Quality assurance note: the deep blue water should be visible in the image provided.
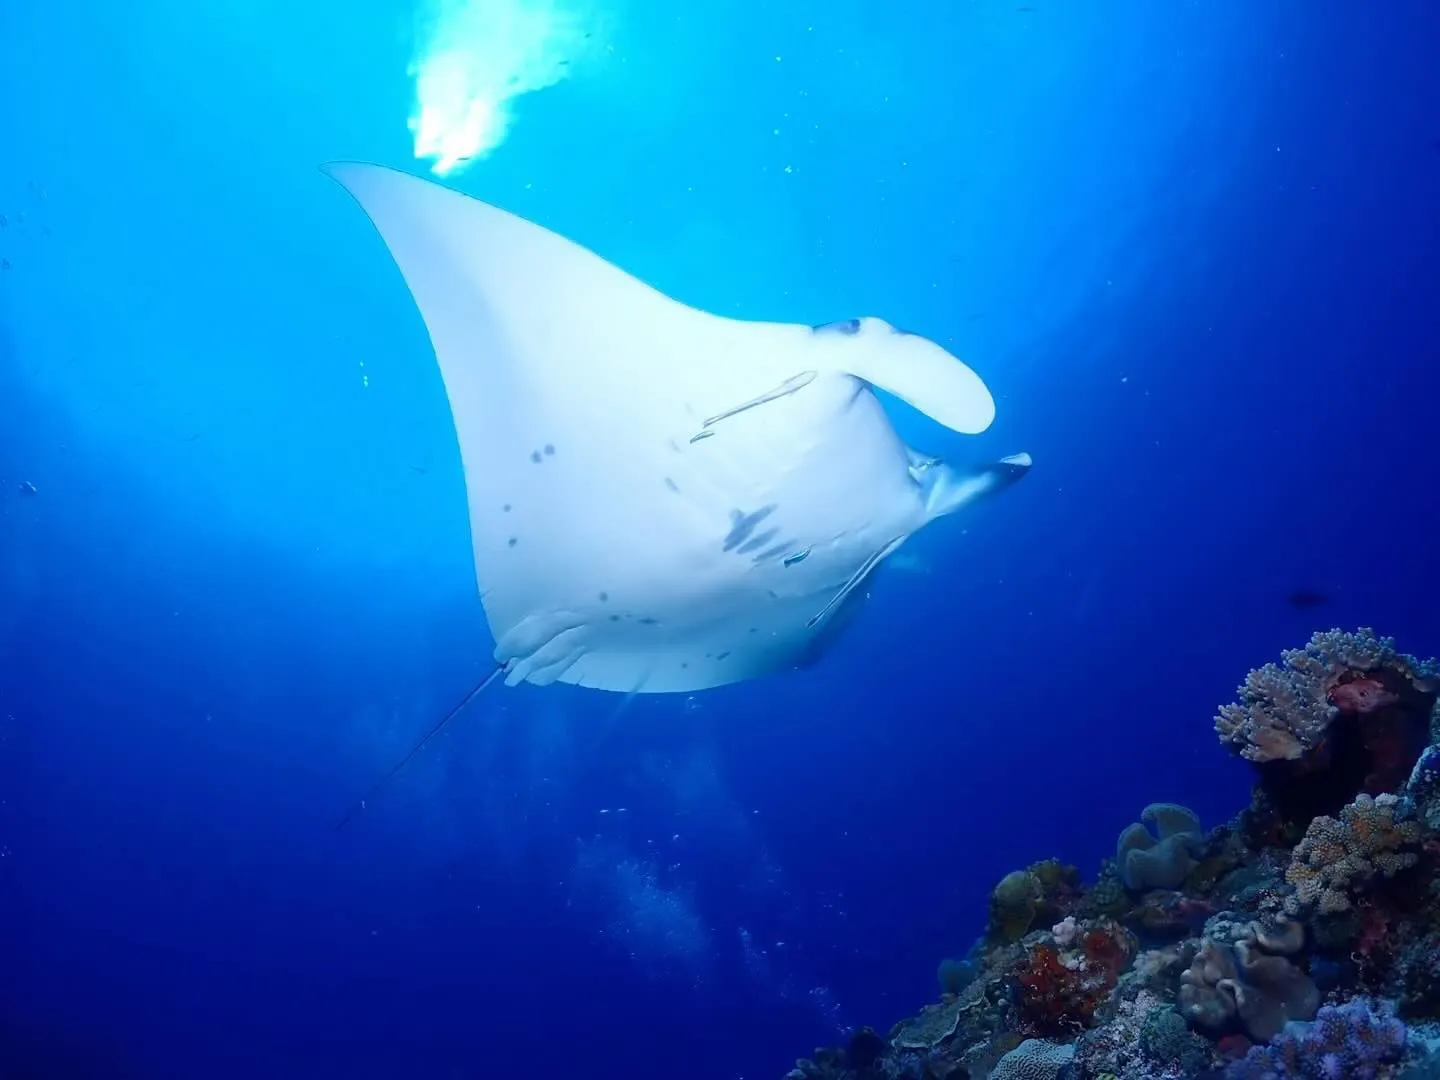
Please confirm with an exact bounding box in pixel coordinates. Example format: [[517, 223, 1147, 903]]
[[2, 3, 1438, 1077]]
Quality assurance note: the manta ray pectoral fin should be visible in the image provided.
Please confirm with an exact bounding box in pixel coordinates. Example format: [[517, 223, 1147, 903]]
[[919, 451, 1033, 520]]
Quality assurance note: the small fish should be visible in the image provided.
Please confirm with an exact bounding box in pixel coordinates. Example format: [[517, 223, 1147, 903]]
[[18, 481, 37, 495], [1286, 588, 1329, 610]]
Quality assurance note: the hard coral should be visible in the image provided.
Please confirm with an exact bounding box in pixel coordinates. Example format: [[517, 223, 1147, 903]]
[[1215, 629, 1437, 823], [986, 861, 1082, 945], [890, 995, 967, 1050], [1140, 1005, 1215, 1074], [1284, 793, 1424, 916], [988, 1038, 1074, 1080], [990, 870, 1044, 945]]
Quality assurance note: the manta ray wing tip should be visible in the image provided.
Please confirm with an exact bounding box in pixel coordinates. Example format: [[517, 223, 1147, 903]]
[[318, 160, 403, 191]]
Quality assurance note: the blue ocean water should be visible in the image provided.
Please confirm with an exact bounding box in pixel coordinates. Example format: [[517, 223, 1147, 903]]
[[1, 2, 1437, 1077]]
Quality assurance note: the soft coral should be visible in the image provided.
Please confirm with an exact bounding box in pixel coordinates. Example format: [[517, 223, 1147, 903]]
[[1013, 922, 1131, 1034]]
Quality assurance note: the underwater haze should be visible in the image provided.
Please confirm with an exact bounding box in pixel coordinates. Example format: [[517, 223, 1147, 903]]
[[2, 2, 1439, 1078]]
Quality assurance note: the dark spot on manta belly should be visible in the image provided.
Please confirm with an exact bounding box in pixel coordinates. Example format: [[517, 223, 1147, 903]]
[[716, 651, 730, 661], [609, 614, 620, 622], [508, 537, 518, 547], [664, 477, 679, 493], [544, 444, 555, 455], [530, 450, 542, 463], [639, 617, 658, 625], [598, 591, 609, 602], [723, 504, 777, 552], [503, 503, 512, 512]]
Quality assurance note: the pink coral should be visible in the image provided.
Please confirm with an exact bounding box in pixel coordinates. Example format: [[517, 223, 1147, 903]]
[[1328, 676, 1399, 714]]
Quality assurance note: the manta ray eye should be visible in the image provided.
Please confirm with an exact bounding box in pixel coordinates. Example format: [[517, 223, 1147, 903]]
[[813, 318, 862, 336]]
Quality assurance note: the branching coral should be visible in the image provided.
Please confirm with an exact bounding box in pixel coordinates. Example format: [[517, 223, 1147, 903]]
[[1224, 997, 1407, 1080], [1215, 628, 1438, 821], [1284, 793, 1425, 916], [1217, 629, 1433, 762]]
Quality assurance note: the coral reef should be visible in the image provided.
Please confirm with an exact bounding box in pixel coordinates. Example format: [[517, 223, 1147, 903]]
[[1224, 997, 1407, 1079], [780, 630, 1440, 1080], [1215, 629, 1437, 825]]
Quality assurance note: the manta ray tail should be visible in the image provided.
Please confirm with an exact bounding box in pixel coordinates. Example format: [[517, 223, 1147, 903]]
[[333, 662, 507, 831]]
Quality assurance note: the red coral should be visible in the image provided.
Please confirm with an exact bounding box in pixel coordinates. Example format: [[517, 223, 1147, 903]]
[[1013, 924, 1131, 1034], [1082, 928, 1127, 974], [1216, 1034, 1253, 1060], [1356, 902, 1392, 967], [1014, 944, 1078, 1033]]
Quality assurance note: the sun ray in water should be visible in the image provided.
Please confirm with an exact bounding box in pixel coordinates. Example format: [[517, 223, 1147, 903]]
[[408, 0, 596, 174]]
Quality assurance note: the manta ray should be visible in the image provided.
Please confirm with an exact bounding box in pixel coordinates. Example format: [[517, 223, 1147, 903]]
[[325, 162, 1030, 820]]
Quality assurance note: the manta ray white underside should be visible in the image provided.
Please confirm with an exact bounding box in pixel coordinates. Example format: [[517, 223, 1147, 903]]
[[326, 162, 1030, 695]]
